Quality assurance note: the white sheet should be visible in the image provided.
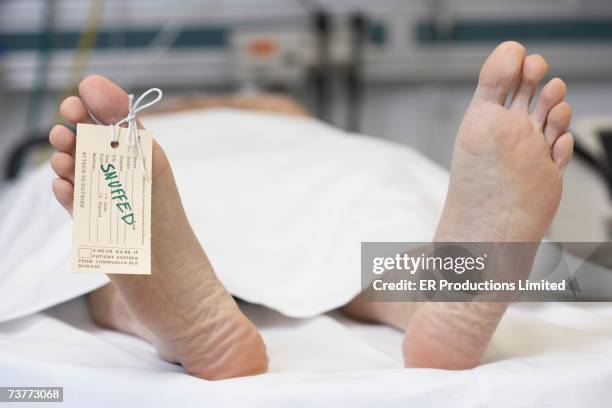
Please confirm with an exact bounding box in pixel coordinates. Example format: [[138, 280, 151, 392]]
[[2, 108, 612, 406], [0, 109, 448, 322], [1, 298, 612, 407]]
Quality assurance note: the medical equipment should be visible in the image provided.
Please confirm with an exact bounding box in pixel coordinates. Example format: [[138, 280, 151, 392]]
[[2, 0, 612, 91]]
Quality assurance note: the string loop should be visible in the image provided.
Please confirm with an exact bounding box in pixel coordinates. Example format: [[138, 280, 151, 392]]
[[110, 88, 162, 179]]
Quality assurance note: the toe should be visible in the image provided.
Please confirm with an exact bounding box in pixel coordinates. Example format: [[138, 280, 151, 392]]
[[552, 132, 574, 171], [510, 54, 548, 111], [50, 152, 75, 183], [52, 178, 74, 214], [474, 41, 525, 105], [544, 102, 572, 146], [60, 96, 94, 125], [49, 125, 76, 155], [79, 75, 130, 125], [531, 78, 567, 130]]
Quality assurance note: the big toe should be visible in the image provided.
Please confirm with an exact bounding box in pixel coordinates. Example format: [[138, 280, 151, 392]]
[[474, 41, 526, 105], [77, 75, 167, 174], [78, 75, 130, 125]]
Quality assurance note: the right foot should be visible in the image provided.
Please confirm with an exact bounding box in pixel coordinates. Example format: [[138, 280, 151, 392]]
[[49, 75, 268, 380], [403, 42, 574, 369]]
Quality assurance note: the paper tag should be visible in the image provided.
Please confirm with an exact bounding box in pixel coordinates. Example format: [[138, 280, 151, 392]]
[[72, 123, 152, 275]]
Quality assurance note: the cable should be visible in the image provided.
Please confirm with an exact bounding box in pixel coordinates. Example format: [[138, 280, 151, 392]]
[[6, 136, 50, 180], [24, 0, 56, 139], [346, 12, 366, 132], [297, 0, 333, 120], [572, 132, 612, 198], [7, 0, 103, 180], [310, 9, 332, 122], [55, 0, 104, 120], [123, 18, 184, 86], [12, 0, 57, 180]]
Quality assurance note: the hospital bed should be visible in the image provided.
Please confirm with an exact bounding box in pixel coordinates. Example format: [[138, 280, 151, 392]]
[[2, 107, 612, 407]]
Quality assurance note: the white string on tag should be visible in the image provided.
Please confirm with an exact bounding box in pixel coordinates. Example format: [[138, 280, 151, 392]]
[[85, 88, 163, 179]]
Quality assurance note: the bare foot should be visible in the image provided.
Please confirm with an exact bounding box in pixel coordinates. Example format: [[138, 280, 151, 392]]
[[49, 75, 268, 380], [402, 42, 574, 369]]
